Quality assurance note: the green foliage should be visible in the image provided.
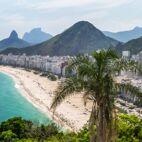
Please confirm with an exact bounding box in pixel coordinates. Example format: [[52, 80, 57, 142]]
[[47, 74, 57, 81], [116, 114, 142, 142], [0, 117, 32, 139], [115, 37, 142, 55], [24, 69, 31, 72], [40, 71, 57, 81], [0, 130, 17, 142], [33, 71, 40, 75], [0, 117, 59, 141], [40, 72, 49, 77], [0, 115, 141, 141], [14, 139, 38, 142], [77, 127, 89, 142], [51, 49, 142, 142], [47, 128, 89, 142], [31, 123, 58, 140]]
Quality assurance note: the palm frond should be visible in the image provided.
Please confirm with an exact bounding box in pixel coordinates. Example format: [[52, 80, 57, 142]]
[[82, 90, 96, 106], [116, 82, 142, 104], [109, 59, 140, 76], [50, 77, 84, 110], [119, 83, 141, 95], [77, 62, 97, 79], [50, 49, 140, 141], [92, 49, 118, 62], [105, 49, 118, 60], [65, 55, 90, 74]]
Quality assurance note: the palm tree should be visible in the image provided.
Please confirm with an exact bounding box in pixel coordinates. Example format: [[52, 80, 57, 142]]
[[50, 49, 142, 142]]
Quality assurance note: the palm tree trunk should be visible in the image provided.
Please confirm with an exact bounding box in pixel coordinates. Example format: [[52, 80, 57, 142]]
[[96, 105, 107, 142], [89, 104, 97, 142], [89, 103, 108, 142], [97, 104, 115, 142]]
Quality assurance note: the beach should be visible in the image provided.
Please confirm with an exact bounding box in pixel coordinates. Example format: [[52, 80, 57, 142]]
[[0, 66, 91, 131], [0, 66, 141, 132]]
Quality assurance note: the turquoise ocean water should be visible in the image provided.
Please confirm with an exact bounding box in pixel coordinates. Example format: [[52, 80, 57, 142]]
[[0, 72, 52, 124]]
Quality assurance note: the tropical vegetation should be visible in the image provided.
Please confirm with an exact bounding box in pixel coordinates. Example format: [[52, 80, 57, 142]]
[[51, 49, 142, 142], [0, 115, 141, 142]]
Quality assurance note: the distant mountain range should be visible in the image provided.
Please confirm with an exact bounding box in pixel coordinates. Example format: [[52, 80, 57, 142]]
[[23, 28, 52, 44], [0, 31, 30, 50], [1, 21, 120, 56], [103, 27, 142, 42], [115, 37, 142, 55]]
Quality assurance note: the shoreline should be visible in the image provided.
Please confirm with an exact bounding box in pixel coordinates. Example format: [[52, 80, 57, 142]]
[[1, 66, 141, 132], [0, 66, 91, 131], [0, 70, 75, 131]]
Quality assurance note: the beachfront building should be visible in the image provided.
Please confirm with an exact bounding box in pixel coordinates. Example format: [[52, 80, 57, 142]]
[[122, 51, 130, 60], [0, 54, 69, 76]]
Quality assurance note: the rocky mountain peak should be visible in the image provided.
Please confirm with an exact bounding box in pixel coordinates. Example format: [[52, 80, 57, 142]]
[[9, 30, 18, 39]]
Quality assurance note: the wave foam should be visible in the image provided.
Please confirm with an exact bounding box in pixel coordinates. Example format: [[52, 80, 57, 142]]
[[15, 83, 20, 89]]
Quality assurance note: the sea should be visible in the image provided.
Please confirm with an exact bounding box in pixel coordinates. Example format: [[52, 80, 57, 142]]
[[0, 72, 52, 124]]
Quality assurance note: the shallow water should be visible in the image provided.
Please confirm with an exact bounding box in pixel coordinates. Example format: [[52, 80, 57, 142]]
[[0, 72, 51, 124]]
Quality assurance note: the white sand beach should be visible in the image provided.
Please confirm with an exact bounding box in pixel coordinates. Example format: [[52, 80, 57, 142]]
[[0, 66, 92, 131], [0, 66, 141, 132]]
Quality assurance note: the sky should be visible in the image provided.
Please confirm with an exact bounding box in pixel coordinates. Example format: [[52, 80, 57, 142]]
[[0, 0, 142, 39]]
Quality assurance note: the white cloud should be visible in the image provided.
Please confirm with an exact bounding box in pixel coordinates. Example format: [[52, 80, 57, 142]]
[[0, 0, 140, 39], [14, 0, 134, 11]]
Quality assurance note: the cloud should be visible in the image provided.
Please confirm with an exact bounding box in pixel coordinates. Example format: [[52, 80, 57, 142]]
[[0, 0, 139, 39], [14, 0, 134, 11]]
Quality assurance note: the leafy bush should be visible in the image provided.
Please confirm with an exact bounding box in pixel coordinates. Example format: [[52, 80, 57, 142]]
[[0, 117, 32, 139], [0, 130, 17, 142], [30, 123, 58, 140], [33, 71, 40, 75], [117, 114, 142, 142], [25, 69, 31, 72], [0, 115, 141, 142], [47, 74, 57, 81]]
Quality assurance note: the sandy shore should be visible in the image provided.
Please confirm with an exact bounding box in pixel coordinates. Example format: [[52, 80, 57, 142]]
[[0, 66, 91, 131], [0, 66, 141, 132]]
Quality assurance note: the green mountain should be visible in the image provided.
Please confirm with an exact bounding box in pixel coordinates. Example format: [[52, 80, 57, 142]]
[[1, 21, 120, 56], [0, 31, 30, 51], [115, 37, 142, 55]]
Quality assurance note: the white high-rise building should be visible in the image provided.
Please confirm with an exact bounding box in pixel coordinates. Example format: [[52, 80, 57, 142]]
[[122, 51, 130, 59]]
